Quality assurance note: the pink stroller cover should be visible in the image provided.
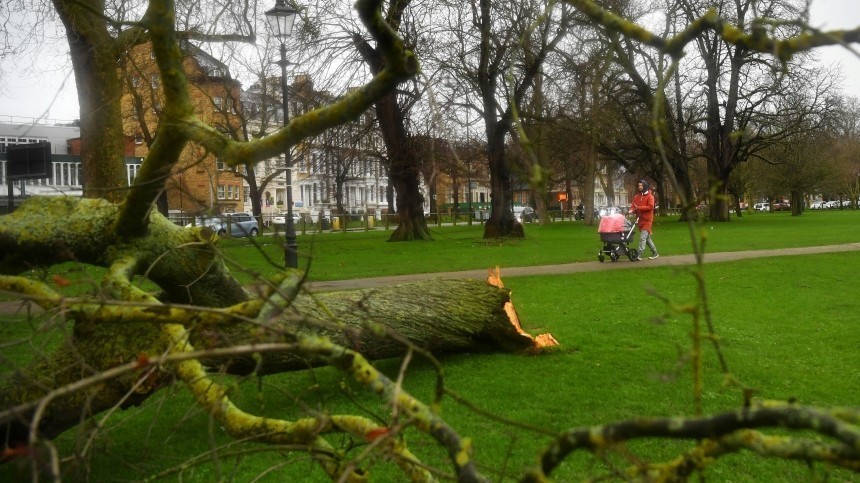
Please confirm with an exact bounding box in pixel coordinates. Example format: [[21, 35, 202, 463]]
[[598, 213, 627, 233]]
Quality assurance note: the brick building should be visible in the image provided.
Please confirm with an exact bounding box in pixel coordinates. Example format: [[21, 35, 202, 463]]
[[121, 41, 245, 214]]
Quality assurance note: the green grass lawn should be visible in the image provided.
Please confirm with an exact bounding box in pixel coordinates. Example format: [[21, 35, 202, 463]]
[[221, 209, 860, 282], [1, 210, 859, 481]]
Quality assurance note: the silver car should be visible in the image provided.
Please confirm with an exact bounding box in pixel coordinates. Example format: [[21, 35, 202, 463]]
[[272, 211, 300, 227], [189, 213, 259, 237], [513, 206, 536, 223]]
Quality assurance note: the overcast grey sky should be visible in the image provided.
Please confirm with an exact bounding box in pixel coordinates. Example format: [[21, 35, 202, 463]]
[[809, 0, 860, 100], [0, 0, 858, 123]]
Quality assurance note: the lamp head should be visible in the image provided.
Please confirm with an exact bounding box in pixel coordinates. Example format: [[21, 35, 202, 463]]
[[265, 0, 298, 38]]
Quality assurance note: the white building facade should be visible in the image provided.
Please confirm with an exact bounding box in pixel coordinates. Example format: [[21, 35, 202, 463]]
[[241, 77, 399, 221], [1, 120, 141, 207]]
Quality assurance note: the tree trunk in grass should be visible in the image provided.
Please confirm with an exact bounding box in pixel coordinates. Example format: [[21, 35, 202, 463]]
[[1, 254, 556, 444], [352, 3, 432, 242], [220, 277, 557, 375]]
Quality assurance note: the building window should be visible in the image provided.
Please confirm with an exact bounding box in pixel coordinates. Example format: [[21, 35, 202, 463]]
[[127, 164, 141, 185], [221, 184, 241, 200], [216, 157, 225, 171], [0, 136, 47, 153], [150, 74, 159, 89]]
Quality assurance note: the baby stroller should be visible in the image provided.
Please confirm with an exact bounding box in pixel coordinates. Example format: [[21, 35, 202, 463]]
[[597, 213, 639, 262]]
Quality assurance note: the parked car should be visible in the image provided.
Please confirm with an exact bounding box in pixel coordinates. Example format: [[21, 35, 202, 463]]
[[810, 200, 827, 210], [595, 206, 622, 218], [513, 206, 536, 223], [825, 200, 840, 209], [187, 213, 259, 237], [753, 202, 770, 212], [772, 202, 791, 211], [272, 211, 300, 227]]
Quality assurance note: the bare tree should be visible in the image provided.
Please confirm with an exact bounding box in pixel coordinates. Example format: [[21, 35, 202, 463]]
[[599, 0, 698, 218], [827, 96, 860, 206], [224, 44, 290, 222], [51, 0, 138, 202], [431, 0, 571, 238], [351, 0, 436, 240], [672, 0, 833, 220], [294, 0, 432, 240], [314, 118, 373, 215]]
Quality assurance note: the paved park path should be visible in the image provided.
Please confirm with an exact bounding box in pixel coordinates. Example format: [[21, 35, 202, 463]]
[[306, 242, 860, 291], [2, 243, 858, 313]]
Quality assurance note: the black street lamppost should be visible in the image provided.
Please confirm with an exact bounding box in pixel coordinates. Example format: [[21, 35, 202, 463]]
[[266, 0, 299, 268], [465, 107, 473, 225], [466, 156, 473, 226]]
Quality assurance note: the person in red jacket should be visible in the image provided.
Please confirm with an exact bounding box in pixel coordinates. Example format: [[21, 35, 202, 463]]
[[629, 179, 659, 261]]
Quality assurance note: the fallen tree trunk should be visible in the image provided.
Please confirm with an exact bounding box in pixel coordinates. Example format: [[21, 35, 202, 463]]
[[1, 272, 556, 449], [208, 275, 557, 375]]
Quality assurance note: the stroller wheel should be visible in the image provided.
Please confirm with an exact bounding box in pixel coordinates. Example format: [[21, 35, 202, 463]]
[[610, 251, 619, 262], [628, 248, 639, 261], [598, 253, 605, 262]]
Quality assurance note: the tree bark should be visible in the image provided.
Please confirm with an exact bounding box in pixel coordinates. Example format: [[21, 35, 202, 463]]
[[379, 95, 432, 241], [790, 190, 803, 216], [221, 278, 554, 375], [351, 6, 431, 242], [483, 132, 523, 238], [53, 0, 130, 203]]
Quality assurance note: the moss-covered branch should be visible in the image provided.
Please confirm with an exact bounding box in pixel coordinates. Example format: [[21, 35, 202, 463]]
[[115, 0, 195, 236], [112, 0, 420, 237], [289, 331, 486, 482], [565, 0, 860, 61], [0, 198, 120, 274], [215, 0, 420, 167], [0, 244, 435, 479], [0, 197, 247, 306], [658, 429, 860, 479], [525, 403, 860, 480]]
